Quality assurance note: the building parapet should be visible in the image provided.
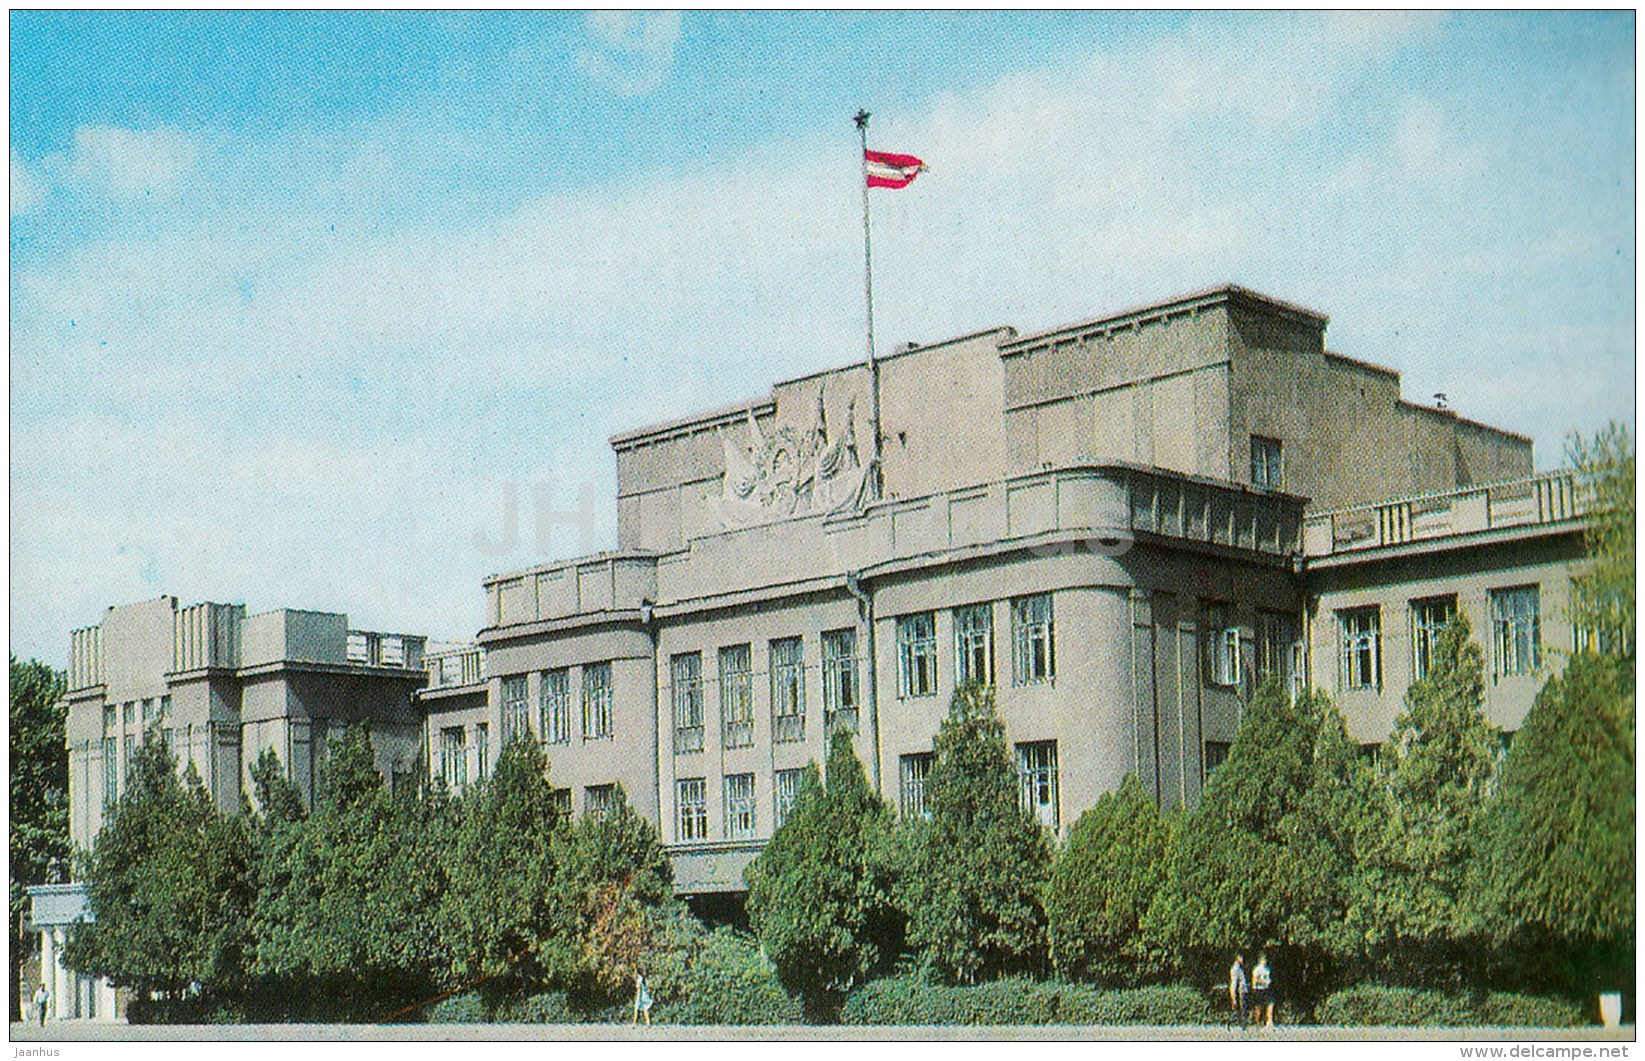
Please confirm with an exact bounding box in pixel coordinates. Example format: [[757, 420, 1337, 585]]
[[424, 644, 485, 689], [345, 629, 426, 670], [485, 550, 659, 631], [1302, 470, 1586, 558], [68, 625, 103, 692]]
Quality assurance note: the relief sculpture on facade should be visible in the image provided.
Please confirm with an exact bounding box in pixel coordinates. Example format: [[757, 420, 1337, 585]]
[[716, 388, 869, 529]]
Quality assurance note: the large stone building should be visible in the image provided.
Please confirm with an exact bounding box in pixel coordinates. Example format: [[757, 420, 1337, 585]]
[[426, 285, 1584, 898], [36, 284, 1595, 1022]]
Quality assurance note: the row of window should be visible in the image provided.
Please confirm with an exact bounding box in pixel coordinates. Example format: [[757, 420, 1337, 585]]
[[896, 594, 1056, 699], [1337, 586, 1541, 692], [669, 633, 858, 755], [497, 661, 615, 749], [101, 695, 171, 737], [437, 722, 490, 789], [673, 740, 1064, 844]]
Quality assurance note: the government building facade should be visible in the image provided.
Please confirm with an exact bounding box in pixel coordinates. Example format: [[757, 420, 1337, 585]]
[[36, 284, 1594, 1020]]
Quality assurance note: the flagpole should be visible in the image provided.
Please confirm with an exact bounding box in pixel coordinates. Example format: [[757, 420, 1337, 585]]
[[854, 107, 882, 500]]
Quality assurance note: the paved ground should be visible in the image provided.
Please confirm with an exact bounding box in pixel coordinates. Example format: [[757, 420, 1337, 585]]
[[10, 1021, 1637, 1042]]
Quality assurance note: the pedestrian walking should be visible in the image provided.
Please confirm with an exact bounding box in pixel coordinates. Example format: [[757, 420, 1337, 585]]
[[32, 982, 49, 1027], [1251, 952, 1274, 1028], [632, 969, 652, 1026], [1228, 954, 1248, 1027]]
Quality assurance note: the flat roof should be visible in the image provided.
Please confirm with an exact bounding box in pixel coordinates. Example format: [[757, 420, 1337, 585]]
[[1002, 284, 1329, 355]]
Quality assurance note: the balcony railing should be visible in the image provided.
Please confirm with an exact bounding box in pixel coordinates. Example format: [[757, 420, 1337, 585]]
[[1303, 471, 1587, 558]]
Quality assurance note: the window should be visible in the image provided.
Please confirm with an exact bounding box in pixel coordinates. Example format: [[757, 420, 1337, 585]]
[[1251, 436, 1283, 490], [1016, 741, 1060, 830], [954, 603, 994, 687], [549, 787, 572, 816], [582, 662, 613, 741], [1204, 740, 1232, 774], [1410, 596, 1458, 682], [103, 705, 116, 735], [501, 675, 530, 744], [159, 695, 171, 719], [821, 629, 859, 735], [770, 637, 805, 743], [1203, 602, 1240, 688], [1256, 610, 1297, 690], [141, 698, 156, 727], [899, 753, 934, 820], [676, 778, 708, 841], [124, 733, 135, 764], [1012, 594, 1056, 685], [1492, 586, 1542, 678], [1338, 607, 1382, 691], [122, 702, 135, 727], [102, 736, 118, 808], [719, 645, 754, 749], [671, 652, 704, 754], [540, 668, 571, 745], [724, 773, 756, 839], [585, 783, 618, 817], [774, 768, 805, 828], [897, 613, 937, 697], [475, 723, 489, 778], [439, 726, 468, 789]]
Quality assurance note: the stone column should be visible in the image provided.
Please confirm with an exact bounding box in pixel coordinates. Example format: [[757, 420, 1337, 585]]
[[38, 925, 55, 1021]]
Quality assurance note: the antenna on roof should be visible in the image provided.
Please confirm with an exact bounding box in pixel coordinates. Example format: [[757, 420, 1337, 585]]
[[1434, 392, 1448, 409]]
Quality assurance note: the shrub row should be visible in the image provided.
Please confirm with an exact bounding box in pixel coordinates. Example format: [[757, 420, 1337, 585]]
[[1314, 986, 1584, 1028], [839, 975, 1215, 1026]]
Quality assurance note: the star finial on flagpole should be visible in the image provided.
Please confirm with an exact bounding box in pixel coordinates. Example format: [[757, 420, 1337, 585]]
[[854, 108, 870, 130]]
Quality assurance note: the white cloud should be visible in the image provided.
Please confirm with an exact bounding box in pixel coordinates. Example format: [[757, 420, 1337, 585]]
[[67, 125, 200, 200], [573, 10, 682, 97], [11, 148, 47, 215]]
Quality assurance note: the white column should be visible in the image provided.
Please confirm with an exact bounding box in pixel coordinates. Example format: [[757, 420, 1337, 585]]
[[38, 926, 55, 1021], [53, 928, 71, 1020]]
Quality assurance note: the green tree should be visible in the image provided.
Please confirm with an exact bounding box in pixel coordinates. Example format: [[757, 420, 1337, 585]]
[[1472, 651, 1634, 1000], [897, 682, 1051, 984], [9, 656, 68, 1021], [248, 726, 451, 1019], [559, 784, 674, 996], [65, 734, 254, 1001], [1568, 422, 1635, 656], [1045, 772, 1176, 985], [439, 735, 572, 999], [746, 729, 902, 1019], [1155, 682, 1368, 1006]]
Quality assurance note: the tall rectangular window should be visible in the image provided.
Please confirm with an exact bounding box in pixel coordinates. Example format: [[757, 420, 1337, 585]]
[[1204, 740, 1232, 774], [141, 698, 156, 728], [1251, 436, 1283, 490], [1410, 596, 1458, 682], [954, 603, 994, 687], [821, 629, 859, 735], [1016, 741, 1060, 830], [501, 675, 530, 745], [122, 702, 135, 727], [720, 644, 754, 749], [1012, 594, 1055, 685], [440, 726, 468, 789], [724, 773, 756, 839], [102, 736, 118, 808], [677, 778, 708, 841], [158, 695, 171, 720], [585, 783, 617, 817], [671, 652, 704, 754], [774, 768, 805, 829], [899, 752, 934, 820], [1492, 586, 1542, 678], [1256, 610, 1297, 690], [897, 612, 937, 697], [770, 637, 805, 744], [582, 662, 613, 741], [539, 668, 571, 745], [1203, 602, 1240, 688], [475, 723, 489, 778], [549, 787, 573, 816], [1338, 607, 1382, 691]]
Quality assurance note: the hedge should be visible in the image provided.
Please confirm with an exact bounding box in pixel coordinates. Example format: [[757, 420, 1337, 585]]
[[1315, 986, 1585, 1028], [840, 975, 1215, 1026]]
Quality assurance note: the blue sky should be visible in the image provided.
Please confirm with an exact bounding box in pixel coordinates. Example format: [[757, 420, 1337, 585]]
[[9, 10, 1635, 664]]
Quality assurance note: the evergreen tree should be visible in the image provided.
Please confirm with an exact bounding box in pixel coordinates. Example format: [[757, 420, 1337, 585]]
[[1045, 772, 1175, 985], [1472, 651, 1634, 1000], [559, 784, 675, 996], [439, 735, 572, 998], [9, 656, 68, 1021], [1568, 422, 1634, 656], [1154, 682, 1368, 1006], [66, 734, 253, 1001], [897, 682, 1051, 984], [1348, 613, 1499, 984], [746, 730, 901, 1019]]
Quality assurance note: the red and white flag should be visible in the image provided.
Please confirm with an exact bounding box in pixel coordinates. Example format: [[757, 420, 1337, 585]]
[[865, 149, 927, 190]]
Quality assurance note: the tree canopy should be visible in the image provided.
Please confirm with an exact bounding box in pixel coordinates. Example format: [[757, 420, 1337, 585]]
[[9, 656, 68, 1021]]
